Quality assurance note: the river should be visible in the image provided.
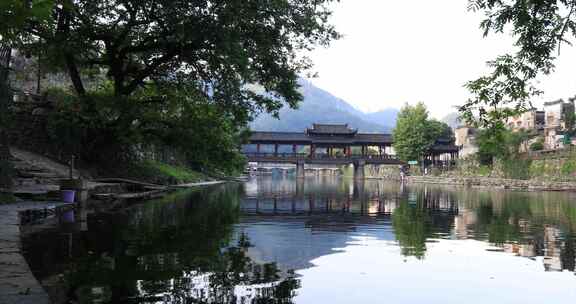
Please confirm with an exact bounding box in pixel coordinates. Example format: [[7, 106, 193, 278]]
[[22, 177, 576, 303]]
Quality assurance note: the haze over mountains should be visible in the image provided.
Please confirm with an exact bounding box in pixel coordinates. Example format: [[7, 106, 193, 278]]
[[250, 79, 399, 133]]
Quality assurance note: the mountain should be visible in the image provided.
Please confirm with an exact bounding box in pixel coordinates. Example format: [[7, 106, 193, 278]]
[[363, 108, 399, 129], [250, 79, 396, 133], [441, 112, 462, 129]]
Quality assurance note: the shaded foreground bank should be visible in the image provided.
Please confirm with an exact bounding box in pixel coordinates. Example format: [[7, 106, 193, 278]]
[[0, 181, 232, 304], [0, 201, 66, 304]]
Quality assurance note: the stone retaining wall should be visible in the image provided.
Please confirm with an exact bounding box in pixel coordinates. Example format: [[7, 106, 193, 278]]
[[407, 176, 576, 192], [6, 96, 187, 168]]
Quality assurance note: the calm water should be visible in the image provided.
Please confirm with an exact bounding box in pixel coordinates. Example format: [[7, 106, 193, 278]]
[[22, 177, 576, 303]]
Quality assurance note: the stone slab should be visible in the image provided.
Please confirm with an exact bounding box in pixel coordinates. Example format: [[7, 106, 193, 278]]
[[0, 202, 55, 304]]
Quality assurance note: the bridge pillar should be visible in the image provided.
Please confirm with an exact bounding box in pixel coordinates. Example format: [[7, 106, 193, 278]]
[[296, 160, 305, 179], [296, 177, 305, 197], [354, 160, 365, 180]]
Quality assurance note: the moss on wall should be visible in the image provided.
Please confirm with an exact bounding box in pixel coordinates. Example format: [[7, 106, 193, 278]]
[[365, 164, 401, 179], [454, 152, 576, 182]]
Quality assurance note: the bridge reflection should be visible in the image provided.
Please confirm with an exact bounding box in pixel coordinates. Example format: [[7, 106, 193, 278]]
[[240, 177, 459, 216]]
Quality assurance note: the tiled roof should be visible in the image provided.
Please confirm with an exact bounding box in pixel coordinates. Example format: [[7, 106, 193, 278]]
[[435, 137, 456, 145], [429, 144, 460, 153], [307, 123, 357, 135], [248, 131, 393, 145], [353, 133, 393, 144]]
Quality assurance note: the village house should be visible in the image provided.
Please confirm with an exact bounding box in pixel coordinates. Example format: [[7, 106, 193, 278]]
[[506, 109, 545, 132], [454, 126, 478, 157], [543, 99, 575, 150]]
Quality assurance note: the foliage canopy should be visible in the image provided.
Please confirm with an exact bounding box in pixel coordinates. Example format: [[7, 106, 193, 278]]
[[2, 0, 341, 175], [475, 124, 534, 165], [6, 0, 340, 125], [461, 0, 576, 128], [393, 103, 452, 162]]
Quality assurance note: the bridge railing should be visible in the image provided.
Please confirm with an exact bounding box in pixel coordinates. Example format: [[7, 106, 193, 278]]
[[243, 153, 309, 160], [243, 152, 399, 161]]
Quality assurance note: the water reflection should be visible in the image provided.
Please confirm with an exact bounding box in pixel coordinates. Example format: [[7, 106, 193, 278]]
[[21, 177, 576, 304], [23, 185, 300, 303], [241, 177, 576, 272]]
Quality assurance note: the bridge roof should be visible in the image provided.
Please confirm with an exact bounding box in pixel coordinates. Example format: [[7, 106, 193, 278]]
[[429, 144, 460, 153], [248, 131, 393, 145], [307, 123, 357, 135]]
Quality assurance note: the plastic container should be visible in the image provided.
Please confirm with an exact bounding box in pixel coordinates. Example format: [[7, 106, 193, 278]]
[[61, 210, 75, 223], [61, 190, 76, 203]]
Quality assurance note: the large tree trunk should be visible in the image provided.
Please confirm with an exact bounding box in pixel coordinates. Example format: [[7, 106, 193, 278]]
[[0, 45, 13, 191]]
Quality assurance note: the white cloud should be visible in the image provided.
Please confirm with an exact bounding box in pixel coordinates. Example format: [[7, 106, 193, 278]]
[[306, 0, 576, 119]]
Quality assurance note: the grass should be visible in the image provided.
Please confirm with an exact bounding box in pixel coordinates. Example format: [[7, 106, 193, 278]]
[[124, 160, 209, 185], [0, 192, 18, 205]]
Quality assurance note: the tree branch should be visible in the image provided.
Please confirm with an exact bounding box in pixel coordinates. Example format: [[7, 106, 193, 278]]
[[557, 2, 576, 56], [121, 50, 179, 95]]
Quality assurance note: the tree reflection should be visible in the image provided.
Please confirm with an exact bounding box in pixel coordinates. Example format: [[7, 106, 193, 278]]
[[392, 192, 431, 259], [60, 185, 300, 303], [165, 234, 301, 303], [391, 187, 459, 259]]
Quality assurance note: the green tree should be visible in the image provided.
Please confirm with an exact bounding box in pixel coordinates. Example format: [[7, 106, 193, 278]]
[[1, 1, 56, 190], [476, 124, 534, 177], [393, 103, 452, 162], [427, 119, 453, 141], [46, 82, 248, 174], [2, 0, 340, 175], [461, 0, 576, 128], [0, 1, 54, 41], [6, 0, 340, 126], [476, 124, 508, 165], [393, 103, 431, 161]]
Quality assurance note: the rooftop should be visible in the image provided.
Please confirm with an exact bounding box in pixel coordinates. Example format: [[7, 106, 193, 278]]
[[306, 123, 357, 135], [544, 99, 572, 106], [248, 131, 393, 145]]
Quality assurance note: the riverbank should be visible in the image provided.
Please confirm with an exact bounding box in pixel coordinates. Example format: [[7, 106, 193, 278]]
[[0, 201, 77, 304], [406, 175, 576, 191]]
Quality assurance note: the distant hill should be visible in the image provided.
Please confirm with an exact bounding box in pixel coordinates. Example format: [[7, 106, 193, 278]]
[[363, 108, 399, 129], [441, 112, 462, 129], [250, 79, 396, 133]]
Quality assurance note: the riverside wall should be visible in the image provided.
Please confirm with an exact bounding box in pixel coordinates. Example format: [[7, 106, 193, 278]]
[[407, 175, 576, 192]]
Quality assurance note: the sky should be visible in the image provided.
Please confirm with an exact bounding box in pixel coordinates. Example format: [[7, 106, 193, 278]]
[[306, 0, 576, 120]]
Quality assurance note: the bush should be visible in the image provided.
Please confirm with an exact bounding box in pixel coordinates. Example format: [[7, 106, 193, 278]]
[[44, 84, 247, 176], [476, 126, 535, 165], [502, 157, 532, 180], [530, 139, 544, 151], [561, 158, 576, 176], [476, 165, 492, 177]]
